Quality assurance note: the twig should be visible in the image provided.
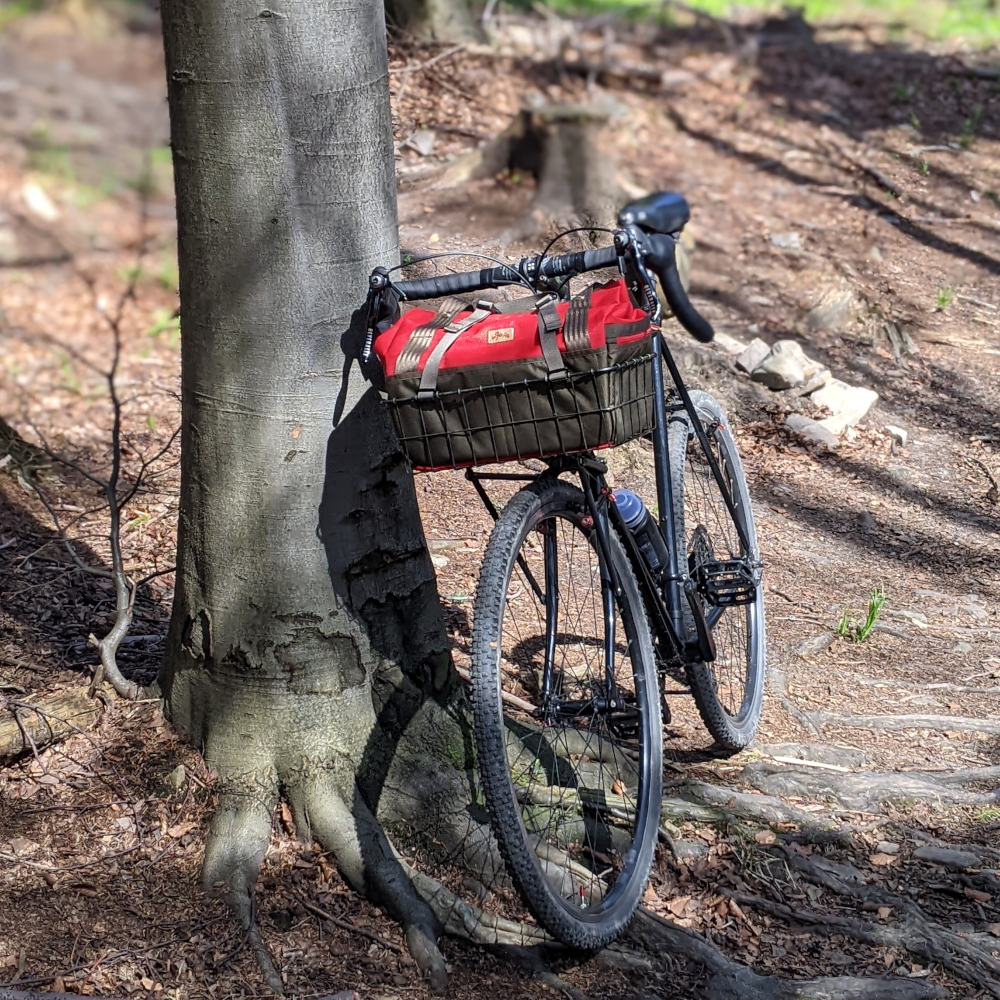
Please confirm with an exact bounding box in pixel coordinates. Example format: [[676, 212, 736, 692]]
[[391, 44, 465, 102], [296, 896, 404, 954]]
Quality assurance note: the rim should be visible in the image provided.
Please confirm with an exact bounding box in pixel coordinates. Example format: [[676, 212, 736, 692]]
[[495, 502, 653, 918]]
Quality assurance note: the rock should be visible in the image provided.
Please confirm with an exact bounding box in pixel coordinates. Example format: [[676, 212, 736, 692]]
[[913, 846, 982, 870], [735, 337, 771, 374], [858, 511, 876, 532], [885, 424, 909, 447], [712, 330, 747, 356], [672, 838, 709, 861], [807, 286, 855, 331], [785, 413, 840, 449], [785, 367, 832, 397], [406, 129, 436, 157], [952, 641, 973, 653], [876, 841, 900, 855], [430, 553, 449, 569], [795, 632, 837, 656], [165, 764, 186, 790], [809, 378, 879, 434], [770, 231, 801, 250], [752, 339, 809, 389], [21, 181, 60, 222], [9, 837, 36, 856]]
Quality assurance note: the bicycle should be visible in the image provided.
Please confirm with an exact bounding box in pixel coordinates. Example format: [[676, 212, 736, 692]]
[[366, 191, 766, 949]]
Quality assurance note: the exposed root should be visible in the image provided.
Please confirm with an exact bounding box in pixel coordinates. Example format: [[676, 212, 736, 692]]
[[291, 774, 448, 994], [498, 945, 594, 1000], [668, 779, 839, 833], [400, 859, 549, 946], [203, 783, 284, 995], [791, 709, 1000, 735], [900, 824, 1000, 863], [742, 761, 1000, 811], [768, 843, 1000, 997], [629, 909, 945, 1000]]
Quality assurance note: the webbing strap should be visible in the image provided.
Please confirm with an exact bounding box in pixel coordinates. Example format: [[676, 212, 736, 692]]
[[537, 299, 567, 380], [416, 302, 494, 398], [563, 286, 592, 352], [396, 297, 466, 374], [492, 296, 542, 314]]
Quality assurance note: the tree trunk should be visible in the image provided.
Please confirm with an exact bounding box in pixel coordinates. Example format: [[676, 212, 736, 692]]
[[384, 0, 485, 43], [158, 2, 481, 991]]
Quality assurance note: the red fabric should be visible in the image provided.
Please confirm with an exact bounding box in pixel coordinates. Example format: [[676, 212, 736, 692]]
[[375, 279, 648, 379]]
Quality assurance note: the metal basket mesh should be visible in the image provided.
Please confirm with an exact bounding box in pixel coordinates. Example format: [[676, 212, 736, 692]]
[[385, 355, 656, 470]]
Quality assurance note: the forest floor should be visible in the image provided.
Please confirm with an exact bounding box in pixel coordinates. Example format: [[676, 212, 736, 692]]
[[0, 5, 999, 1000]]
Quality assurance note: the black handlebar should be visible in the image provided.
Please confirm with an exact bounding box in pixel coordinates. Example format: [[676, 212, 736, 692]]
[[642, 234, 714, 343], [392, 265, 523, 300], [379, 230, 714, 344]]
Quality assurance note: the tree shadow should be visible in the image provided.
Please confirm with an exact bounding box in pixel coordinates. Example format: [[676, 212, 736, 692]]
[[0, 478, 169, 688], [651, 9, 1000, 280]]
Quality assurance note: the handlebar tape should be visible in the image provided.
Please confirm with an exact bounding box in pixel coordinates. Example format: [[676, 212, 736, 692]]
[[535, 244, 619, 278], [643, 234, 715, 344], [393, 266, 522, 300], [392, 245, 621, 301]]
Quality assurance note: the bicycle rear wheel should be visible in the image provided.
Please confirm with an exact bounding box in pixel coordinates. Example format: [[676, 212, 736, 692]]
[[668, 391, 766, 749], [470, 478, 662, 949]]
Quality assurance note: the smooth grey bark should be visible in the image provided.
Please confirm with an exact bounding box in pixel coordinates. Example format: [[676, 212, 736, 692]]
[[384, 0, 485, 43], [158, 1, 480, 991]]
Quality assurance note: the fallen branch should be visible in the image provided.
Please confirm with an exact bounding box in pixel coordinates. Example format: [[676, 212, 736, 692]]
[[0, 688, 103, 764]]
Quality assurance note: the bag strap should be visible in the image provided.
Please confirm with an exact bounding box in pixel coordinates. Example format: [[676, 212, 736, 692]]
[[491, 296, 542, 315], [395, 296, 467, 375], [536, 298, 567, 380], [416, 301, 495, 398], [562, 286, 592, 352]]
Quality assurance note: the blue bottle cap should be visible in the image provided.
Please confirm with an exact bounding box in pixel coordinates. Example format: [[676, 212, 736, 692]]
[[612, 488, 645, 529]]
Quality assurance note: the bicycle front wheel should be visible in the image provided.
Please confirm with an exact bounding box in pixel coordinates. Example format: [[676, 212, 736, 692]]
[[669, 390, 766, 750], [470, 478, 662, 949]]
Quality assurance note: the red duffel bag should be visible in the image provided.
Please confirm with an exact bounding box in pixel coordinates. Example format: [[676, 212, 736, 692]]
[[375, 278, 656, 470]]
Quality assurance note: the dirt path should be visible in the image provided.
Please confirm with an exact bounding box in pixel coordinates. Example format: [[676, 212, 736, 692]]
[[1, 8, 999, 1000]]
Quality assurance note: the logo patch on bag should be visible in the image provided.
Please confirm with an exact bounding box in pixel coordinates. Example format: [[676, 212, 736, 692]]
[[486, 327, 515, 344]]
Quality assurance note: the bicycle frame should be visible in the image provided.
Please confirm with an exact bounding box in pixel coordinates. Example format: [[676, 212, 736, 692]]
[[466, 320, 752, 679]]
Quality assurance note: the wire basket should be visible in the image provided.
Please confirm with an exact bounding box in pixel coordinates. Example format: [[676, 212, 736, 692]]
[[384, 355, 656, 470]]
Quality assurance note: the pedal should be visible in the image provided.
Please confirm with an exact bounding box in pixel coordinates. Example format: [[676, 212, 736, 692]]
[[694, 559, 759, 607]]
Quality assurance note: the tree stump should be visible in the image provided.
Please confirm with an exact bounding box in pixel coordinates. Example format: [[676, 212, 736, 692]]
[[440, 103, 628, 242]]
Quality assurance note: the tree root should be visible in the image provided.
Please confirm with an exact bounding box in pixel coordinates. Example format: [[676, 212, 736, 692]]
[[741, 761, 1000, 811], [791, 710, 1000, 735], [497, 945, 595, 1000], [667, 779, 840, 833], [399, 858, 549, 947], [629, 909, 945, 1000], [766, 843, 1000, 997]]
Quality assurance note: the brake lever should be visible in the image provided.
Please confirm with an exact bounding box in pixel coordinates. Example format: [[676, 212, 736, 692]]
[[624, 227, 664, 326]]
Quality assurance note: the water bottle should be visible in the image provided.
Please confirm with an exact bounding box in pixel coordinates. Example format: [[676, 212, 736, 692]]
[[613, 489, 670, 580]]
